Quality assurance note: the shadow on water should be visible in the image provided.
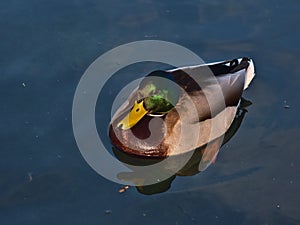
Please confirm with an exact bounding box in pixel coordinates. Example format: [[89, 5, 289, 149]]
[[112, 98, 258, 195]]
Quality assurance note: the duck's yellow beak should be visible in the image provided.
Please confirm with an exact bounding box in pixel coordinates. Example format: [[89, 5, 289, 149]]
[[117, 100, 148, 130]]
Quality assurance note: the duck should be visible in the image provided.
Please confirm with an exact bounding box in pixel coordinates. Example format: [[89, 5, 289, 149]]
[[109, 57, 255, 158]]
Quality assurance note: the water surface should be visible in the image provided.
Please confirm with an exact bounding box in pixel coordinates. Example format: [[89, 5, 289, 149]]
[[1, 0, 299, 224]]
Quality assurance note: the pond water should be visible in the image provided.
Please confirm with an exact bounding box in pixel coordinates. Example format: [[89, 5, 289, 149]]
[[1, 0, 299, 224]]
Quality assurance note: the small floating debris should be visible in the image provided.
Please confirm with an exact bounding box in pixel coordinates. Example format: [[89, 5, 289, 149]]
[[22, 82, 26, 87], [104, 209, 112, 214], [276, 204, 280, 209], [27, 172, 33, 182], [118, 185, 130, 193], [283, 100, 290, 109]]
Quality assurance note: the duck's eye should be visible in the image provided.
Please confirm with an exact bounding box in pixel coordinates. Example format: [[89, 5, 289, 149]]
[[136, 108, 140, 112]]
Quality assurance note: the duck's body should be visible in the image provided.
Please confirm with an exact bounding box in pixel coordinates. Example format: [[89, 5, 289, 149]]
[[109, 57, 255, 158]]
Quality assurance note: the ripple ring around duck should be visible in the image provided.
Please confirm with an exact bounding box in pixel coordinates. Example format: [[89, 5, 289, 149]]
[[72, 40, 227, 186]]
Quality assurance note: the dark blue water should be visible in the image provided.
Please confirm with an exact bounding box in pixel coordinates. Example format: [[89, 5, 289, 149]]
[[1, 0, 299, 224]]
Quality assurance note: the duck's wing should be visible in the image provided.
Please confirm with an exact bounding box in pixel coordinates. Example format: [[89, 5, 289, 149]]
[[162, 58, 255, 156], [166, 57, 255, 121], [168, 57, 255, 91]]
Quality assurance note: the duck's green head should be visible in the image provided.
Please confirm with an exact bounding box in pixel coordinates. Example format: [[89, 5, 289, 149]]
[[117, 70, 179, 130]]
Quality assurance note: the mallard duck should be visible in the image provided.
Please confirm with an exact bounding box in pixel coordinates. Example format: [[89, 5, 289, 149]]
[[109, 57, 255, 158]]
